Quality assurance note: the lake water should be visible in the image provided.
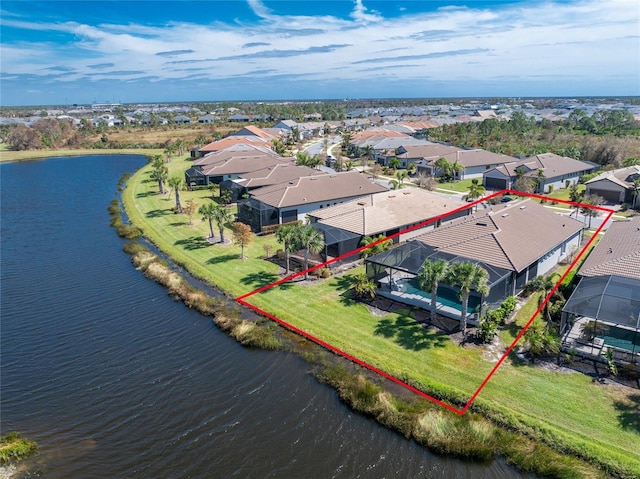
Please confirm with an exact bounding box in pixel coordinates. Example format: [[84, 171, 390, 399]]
[[0, 155, 530, 478]]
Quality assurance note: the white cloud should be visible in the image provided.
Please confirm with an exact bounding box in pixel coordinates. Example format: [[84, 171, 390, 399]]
[[1, 0, 638, 104]]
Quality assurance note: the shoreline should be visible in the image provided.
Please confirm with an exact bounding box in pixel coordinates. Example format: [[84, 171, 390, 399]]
[[0, 148, 161, 164], [117, 166, 637, 478]]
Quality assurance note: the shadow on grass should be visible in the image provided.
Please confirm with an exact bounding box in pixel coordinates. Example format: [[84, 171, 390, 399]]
[[375, 309, 448, 351], [146, 209, 171, 218], [241, 271, 280, 289], [174, 236, 210, 251], [614, 393, 640, 433], [170, 221, 187, 227], [137, 191, 157, 198], [206, 254, 238, 265]]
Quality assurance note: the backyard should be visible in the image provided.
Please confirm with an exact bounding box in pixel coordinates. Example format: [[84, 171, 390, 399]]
[[124, 155, 640, 477]]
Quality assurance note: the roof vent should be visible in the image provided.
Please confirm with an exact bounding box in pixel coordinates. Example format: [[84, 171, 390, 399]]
[[476, 221, 488, 226], [357, 202, 366, 206], [502, 213, 509, 218], [519, 206, 526, 210], [402, 191, 411, 195]]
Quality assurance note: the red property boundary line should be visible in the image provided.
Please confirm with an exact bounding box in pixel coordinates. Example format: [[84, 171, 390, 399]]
[[237, 189, 615, 415]]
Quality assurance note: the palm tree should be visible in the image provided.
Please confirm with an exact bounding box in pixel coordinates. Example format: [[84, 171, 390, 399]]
[[175, 139, 186, 156], [395, 170, 409, 187], [407, 162, 417, 176], [464, 178, 486, 210], [536, 169, 546, 194], [388, 157, 401, 171], [296, 225, 325, 279], [359, 234, 391, 259], [434, 157, 450, 179], [528, 273, 561, 321], [149, 155, 168, 194], [198, 202, 216, 239], [447, 262, 490, 332], [417, 259, 450, 319], [568, 183, 582, 217], [450, 159, 465, 181], [212, 205, 233, 243], [195, 135, 208, 147], [168, 176, 183, 213], [275, 223, 299, 275], [361, 144, 374, 172]]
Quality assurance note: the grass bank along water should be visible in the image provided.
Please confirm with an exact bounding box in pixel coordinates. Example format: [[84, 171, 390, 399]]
[[121, 157, 640, 478], [0, 432, 37, 465]]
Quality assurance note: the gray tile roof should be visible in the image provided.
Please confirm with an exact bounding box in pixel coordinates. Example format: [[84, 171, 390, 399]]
[[578, 216, 640, 280], [584, 165, 640, 189]]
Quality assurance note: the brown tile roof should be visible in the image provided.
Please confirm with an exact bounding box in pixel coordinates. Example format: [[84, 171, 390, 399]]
[[396, 144, 459, 159], [249, 171, 389, 208], [229, 125, 278, 140], [578, 216, 640, 280], [238, 164, 324, 188], [194, 144, 281, 167], [308, 189, 467, 236], [199, 137, 269, 153], [414, 199, 584, 272]]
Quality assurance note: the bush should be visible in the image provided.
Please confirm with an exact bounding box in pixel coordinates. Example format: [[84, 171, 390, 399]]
[[621, 203, 629, 211], [501, 296, 518, 316], [320, 267, 331, 278], [477, 318, 498, 343]]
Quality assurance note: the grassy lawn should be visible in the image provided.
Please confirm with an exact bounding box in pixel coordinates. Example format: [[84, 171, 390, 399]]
[[124, 157, 640, 476], [435, 178, 474, 192]]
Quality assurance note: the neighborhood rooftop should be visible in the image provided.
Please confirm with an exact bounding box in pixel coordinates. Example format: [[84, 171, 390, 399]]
[[578, 216, 640, 280], [247, 171, 388, 208], [413, 198, 584, 272], [309, 189, 467, 236]]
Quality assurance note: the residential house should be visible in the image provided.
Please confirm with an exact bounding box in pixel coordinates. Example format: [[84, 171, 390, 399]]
[[228, 114, 251, 122], [237, 170, 388, 232], [219, 164, 323, 202], [185, 144, 289, 186], [366, 199, 584, 322], [561, 217, 640, 364], [174, 114, 191, 124], [584, 165, 640, 206], [198, 114, 219, 124], [483, 153, 596, 193], [307, 189, 468, 260], [197, 137, 271, 157]]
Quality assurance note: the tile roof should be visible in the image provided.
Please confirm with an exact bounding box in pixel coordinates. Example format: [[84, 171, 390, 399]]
[[237, 164, 324, 188], [584, 165, 640, 189], [414, 199, 584, 272], [488, 153, 593, 179], [194, 144, 281, 167], [308, 189, 467, 236], [249, 171, 389, 208], [201, 155, 291, 176], [199, 137, 269, 153], [578, 216, 640, 280]]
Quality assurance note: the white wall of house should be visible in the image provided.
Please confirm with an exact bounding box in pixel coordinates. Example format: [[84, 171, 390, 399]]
[[542, 175, 580, 193], [279, 194, 374, 223], [536, 231, 582, 276]]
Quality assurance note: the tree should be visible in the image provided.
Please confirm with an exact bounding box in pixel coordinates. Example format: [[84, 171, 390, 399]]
[[220, 188, 233, 206], [149, 155, 168, 194], [371, 163, 383, 180], [168, 176, 183, 213], [175, 139, 187, 156], [231, 222, 252, 259], [417, 259, 450, 320], [407, 162, 417, 176], [359, 234, 391, 259], [513, 175, 535, 194], [388, 157, 401, 171], [450, 159, 465, 181], [353, 272, 376, 299], [198, 202, 217, 239], [212, 205, 233, 243], [524, 319, 560, 363], [464, 178, 486, 209], [446, 262, 490, 332], [360, 145, 374, 172], [631, 177, 640, 208], [164, 143, 177, 162], [296, 225, 325, 279], [195, 135, 208, 147], [580, 194, 603, 227], [275, 223, 299, 275], [568, 183, 582, 217], [395, 170, 409, 187], [527, 273, 561, 321], [7, 124, 42, 150], [434, 157, 450, 179], [183, 199, 197, 224]]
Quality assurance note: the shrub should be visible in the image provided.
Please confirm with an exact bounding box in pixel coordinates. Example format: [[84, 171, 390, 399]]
[[477, 318, 498, 343], [501, 296, 518, 316], [320, 267, 331, 278], [122, 241, 149, 255]]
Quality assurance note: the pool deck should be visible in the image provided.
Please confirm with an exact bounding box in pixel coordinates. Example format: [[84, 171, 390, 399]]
[[562, 317, 640, 364], [377, 276, 479, 325]]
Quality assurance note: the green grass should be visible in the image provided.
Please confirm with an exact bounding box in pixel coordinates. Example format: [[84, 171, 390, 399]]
[[124, 157, 640, 477], [435, 178, 475, 193], [0, 432, 37, 465]]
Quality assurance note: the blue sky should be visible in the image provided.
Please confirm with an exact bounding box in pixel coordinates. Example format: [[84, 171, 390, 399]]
[[1, 0, 638, 106]]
